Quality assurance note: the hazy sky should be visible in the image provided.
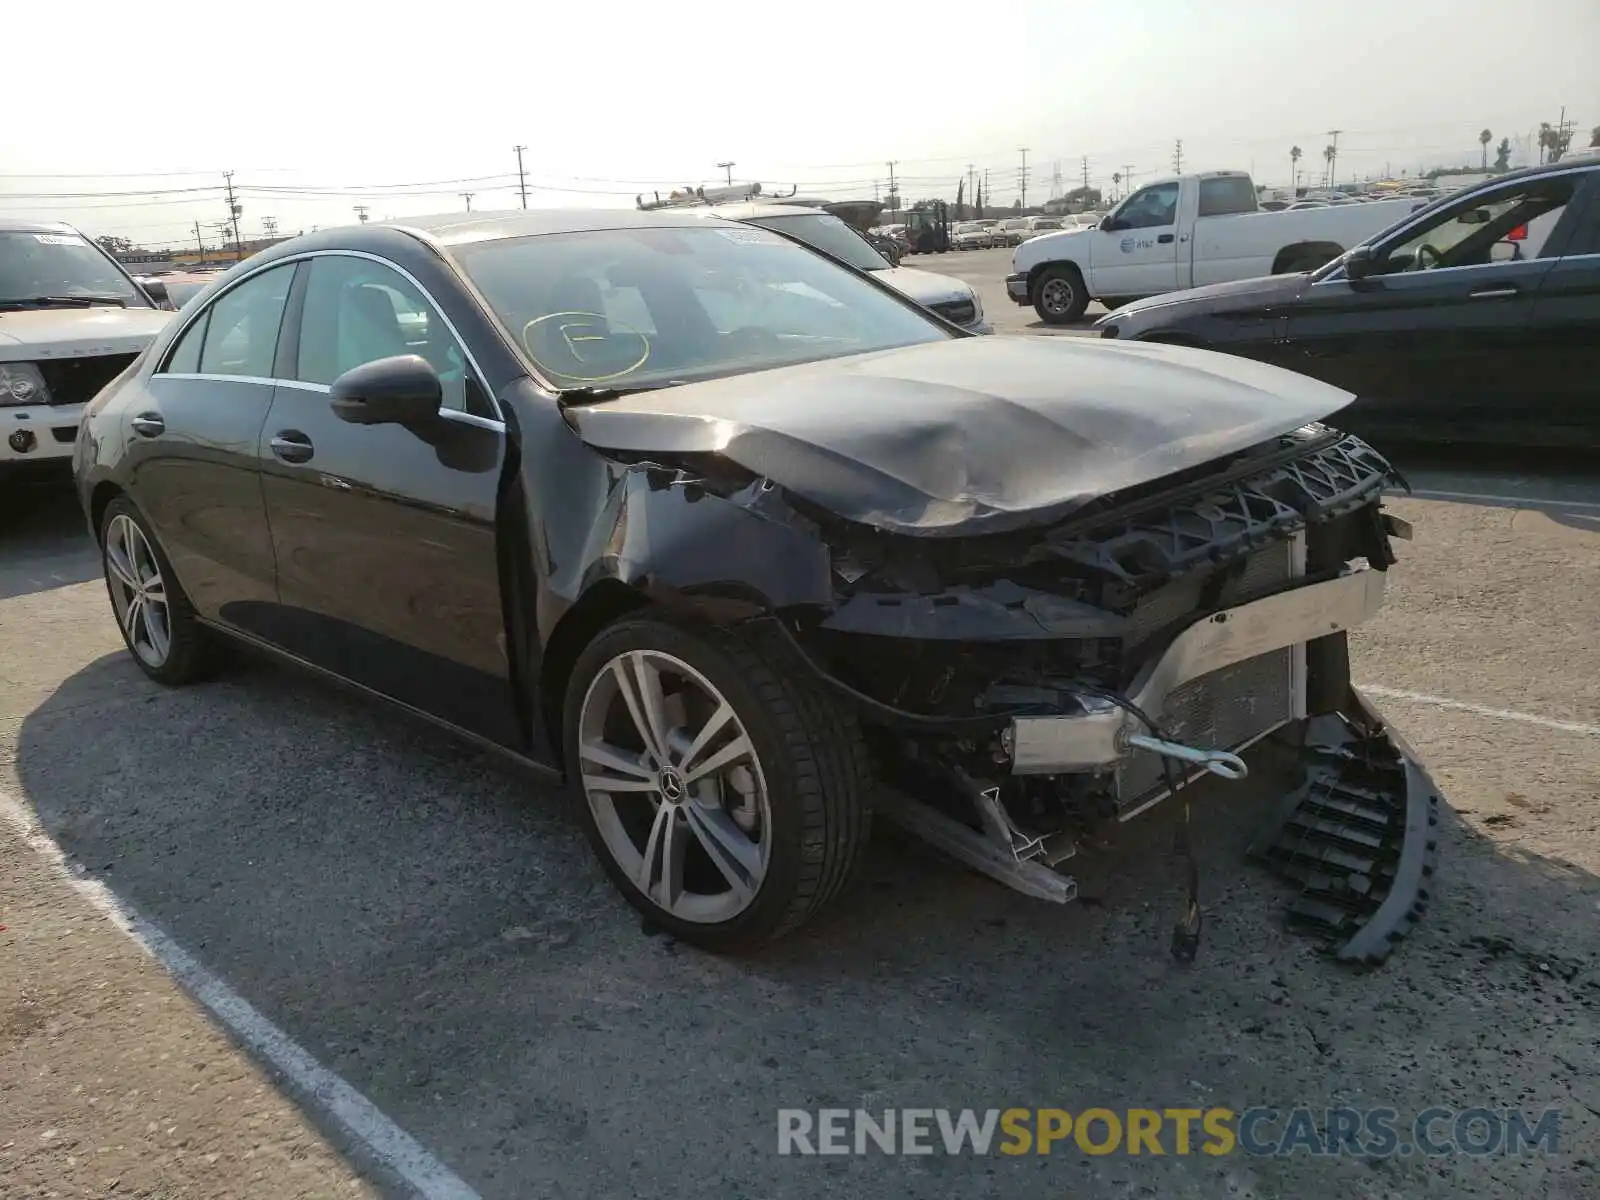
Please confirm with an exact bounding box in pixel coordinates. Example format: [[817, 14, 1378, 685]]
[[3, 0, 1595, 249]]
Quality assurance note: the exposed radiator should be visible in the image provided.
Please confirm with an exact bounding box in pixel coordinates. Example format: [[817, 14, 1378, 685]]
[[1115, 534, 1306, 816]]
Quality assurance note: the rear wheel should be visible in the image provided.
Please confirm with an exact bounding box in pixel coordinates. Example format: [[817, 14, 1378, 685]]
[[1032, 264, 1089, 324], [99, 497, 216, 685], [564, 615, 872, 952]]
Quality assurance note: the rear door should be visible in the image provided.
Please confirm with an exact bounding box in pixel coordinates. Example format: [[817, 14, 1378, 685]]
[[1283, 172, 1582, 443], [127, 261, 298, 624], [1526, 171, 1600, 446], [1093, 181, 1182, 297], [256, 252, 519, 746]]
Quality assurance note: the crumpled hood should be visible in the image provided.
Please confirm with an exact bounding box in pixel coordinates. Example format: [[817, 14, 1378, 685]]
[[873, 264, 972, 307], [1107, 271, 1310, 326], [569, 336, 1357, 536], [0, 306, 171, 359]]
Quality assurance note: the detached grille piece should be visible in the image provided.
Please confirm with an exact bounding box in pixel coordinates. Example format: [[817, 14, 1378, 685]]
[[1248, 708, 1442, 966], [930, 299, 977, 326], [38, 353, 138, 406]]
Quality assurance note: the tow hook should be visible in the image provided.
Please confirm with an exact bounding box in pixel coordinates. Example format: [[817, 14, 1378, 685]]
[[1125, 733, 1249, 780]]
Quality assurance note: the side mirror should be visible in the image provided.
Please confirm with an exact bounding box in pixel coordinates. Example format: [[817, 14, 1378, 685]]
[[1456, 208, 1490, 225], [140, 280, 172, 310], [1101, 217, 1125, 232], [329, 355, 442, 426], [1343, 246, 1377, 281]]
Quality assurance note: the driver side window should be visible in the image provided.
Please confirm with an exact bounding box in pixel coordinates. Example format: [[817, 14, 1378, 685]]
[[1118, 183, 1180, 230], [1381, 179, 1577, 273], [295, 256, 485, 415]]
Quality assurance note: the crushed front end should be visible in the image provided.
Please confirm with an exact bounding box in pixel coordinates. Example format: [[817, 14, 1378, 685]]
[[785, 423, 1441, 964]]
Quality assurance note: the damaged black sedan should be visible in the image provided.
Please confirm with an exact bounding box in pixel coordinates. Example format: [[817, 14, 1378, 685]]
[[74, 208, 1440, 959]]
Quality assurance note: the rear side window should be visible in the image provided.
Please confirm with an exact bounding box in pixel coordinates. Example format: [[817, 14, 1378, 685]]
[[196, 265, 295, 378], [1198, 176, 1259, 217], [163, 311, 209, 374]]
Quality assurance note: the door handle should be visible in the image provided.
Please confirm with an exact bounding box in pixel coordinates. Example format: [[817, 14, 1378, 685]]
[[1158, 233, 1175, 244], [269, 430, 315, 464], [130, 413, 164, 438], [1469, 285, 1519, 299]]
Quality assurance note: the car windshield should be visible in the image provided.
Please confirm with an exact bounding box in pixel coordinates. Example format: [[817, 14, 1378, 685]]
[[955, 223, 985, 234], [0, 230, 145, 306], [454, 225, 950, 391], [744, 213, 889, 272]]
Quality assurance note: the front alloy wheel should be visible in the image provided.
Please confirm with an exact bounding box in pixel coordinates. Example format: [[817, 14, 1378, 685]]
[[1033, 264, 1089, 324], [564, 616, 872, 951], [578, 648, 771, 925]]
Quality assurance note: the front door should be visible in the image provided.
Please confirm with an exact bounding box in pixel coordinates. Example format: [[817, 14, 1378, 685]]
[[256, 253, 519, 747], [1526, 179, 1600, 447], [126, 261, 298, 626], [1283, 172, 1584, 444], [1093, 181, 1182, 298]]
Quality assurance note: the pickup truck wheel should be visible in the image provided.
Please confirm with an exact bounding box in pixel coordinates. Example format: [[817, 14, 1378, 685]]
[[564, 615, 873, 952], [1032, 265, 1089, 324], [99, 497, 217, 685]]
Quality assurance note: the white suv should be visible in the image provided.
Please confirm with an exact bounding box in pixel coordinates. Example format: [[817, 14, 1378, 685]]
[[1, 221, 172, 479]]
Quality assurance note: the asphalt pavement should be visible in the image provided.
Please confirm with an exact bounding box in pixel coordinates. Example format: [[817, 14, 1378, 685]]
[[2, 273, 1598, 1200]]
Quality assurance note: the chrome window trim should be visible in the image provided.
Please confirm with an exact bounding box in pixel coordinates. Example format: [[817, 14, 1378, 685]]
[[159, 372, 506, 431], [151, 248, 504, 427]]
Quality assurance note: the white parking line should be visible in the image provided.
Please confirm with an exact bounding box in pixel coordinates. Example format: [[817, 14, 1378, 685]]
[[1360, 685, 1600, 738], [1398, 488, 1600, 512], [0, 787, 483, 1200]]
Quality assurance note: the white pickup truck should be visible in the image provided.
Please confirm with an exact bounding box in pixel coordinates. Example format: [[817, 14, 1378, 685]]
[[1006, 170, 1424, 324]]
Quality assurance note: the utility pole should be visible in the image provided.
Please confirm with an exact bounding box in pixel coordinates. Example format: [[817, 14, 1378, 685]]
[[460, 192, 474, 212], [193, 221, 205, 258], [1326, 130, 1343, 187], [262, 216, 278, 240], [1017, 147, 1029, 210], [717, 160, 736, 186], [886, 161, 899, 214], [967, 162, 975, 215], [1081, 156, 1091, 193], [223, 171, 243, 260], [352, 205, 370, 223], [1172, 140, 1183, 174], [513, 144, 529, 208]]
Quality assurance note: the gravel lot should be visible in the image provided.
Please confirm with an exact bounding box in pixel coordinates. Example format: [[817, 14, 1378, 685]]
[[3, 286, 1598, 1199]]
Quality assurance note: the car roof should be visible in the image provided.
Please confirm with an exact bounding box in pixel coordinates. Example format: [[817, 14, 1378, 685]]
[[0, 217, 78, 234], [377, 206, 736, 247]]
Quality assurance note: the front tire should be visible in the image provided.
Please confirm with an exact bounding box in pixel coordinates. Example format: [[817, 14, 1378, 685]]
[[1032, 264, 1089, 324], [99, 497, 216, 685], [563, 615, 872, 952]]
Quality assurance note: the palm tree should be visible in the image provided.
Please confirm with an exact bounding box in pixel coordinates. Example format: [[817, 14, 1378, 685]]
[[1479, 129, 1492, 169], [1111, 171, 1122, 199], [1290, 145, 1302, 190], [1323, 144, 1336, 188], [1538, 122, 1554, 164]]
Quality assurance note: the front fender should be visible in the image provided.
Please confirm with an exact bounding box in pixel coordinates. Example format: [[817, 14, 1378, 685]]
[[556, 466, 836, 629]]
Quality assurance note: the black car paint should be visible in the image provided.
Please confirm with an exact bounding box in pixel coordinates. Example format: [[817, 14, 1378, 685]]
[[77, 213, 1360, 777], [1099, 160, 1600, 448]]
